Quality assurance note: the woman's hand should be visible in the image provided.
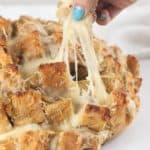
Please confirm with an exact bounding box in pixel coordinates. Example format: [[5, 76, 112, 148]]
[[72, 0, 136, 25]]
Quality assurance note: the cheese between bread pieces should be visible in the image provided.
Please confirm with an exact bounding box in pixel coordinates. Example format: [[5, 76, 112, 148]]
[[57, 13, 108, 104]]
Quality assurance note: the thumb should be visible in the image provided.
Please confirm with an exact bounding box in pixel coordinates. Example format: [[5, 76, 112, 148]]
[[72, 0, 98, 21]]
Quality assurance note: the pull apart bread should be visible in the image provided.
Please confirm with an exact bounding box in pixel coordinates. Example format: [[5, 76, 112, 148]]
[[0, 15, 142, 150]]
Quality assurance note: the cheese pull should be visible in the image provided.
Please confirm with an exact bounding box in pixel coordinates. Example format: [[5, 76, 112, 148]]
[[57, 2, 108, 104]]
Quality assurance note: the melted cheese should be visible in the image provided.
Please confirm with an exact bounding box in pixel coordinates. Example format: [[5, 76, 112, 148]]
[[99, 130, 110, 144], [128, 99, 136, 117], [20, 11, 108, 104], [59, 113, 80, 131], [58, 14, 108, 104], [50, 136, 58, 150], [2, 28, 8, 39], [21, 57, 57, 75], [0, 124, 41, 141]]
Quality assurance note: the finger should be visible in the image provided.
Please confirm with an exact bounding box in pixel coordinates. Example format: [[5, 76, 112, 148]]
[[96, 5, 122, 25], [96, 9, 111, 25], [106, 0, 136, 9], [72, 0, 98, 21]]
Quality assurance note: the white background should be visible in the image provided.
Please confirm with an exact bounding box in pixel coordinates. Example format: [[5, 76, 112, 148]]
[[0, 0, 148, 5], [0, 0, 150, 150]]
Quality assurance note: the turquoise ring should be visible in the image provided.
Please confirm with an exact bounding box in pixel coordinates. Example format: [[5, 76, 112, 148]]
[[72, 6, 85, 21], [99, 14, 107, 20]]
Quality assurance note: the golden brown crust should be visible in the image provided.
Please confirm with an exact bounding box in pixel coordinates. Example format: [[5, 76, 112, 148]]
[[15, 31, 45, 62], [0, 64, 21, 95], [127, 55, 139, 77], [0, 130, 55, 150], [57, 132, 82, 150], [80, 131, 100, 150], [0, 45, 13, 66], [18, 130, 55, 150], [38, 62, 70, 97], [109, 90, 127, 138], [6, 90, 46, 126], [0, 102, 12, 133], [0, 17, 10, 29], [100, 55, 123, 93], [0, 17, 12, 40], [45, 99, 73, 124], [0, 139, 16, 150], [58, 131, 100, 150], [5, 89, 73, 127], [39, 62, 68, 89], [80, 104, 111, 132]]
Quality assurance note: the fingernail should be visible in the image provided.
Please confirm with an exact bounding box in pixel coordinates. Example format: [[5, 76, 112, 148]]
[[72, 6, 85, 21], [99, 14, 107, 20]]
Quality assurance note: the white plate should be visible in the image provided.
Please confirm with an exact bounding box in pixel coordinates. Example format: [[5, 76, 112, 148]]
[[0, 4, 149, 150]]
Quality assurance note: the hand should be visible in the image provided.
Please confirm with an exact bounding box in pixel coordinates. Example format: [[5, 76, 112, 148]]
[[72, 0, 136, 25]]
